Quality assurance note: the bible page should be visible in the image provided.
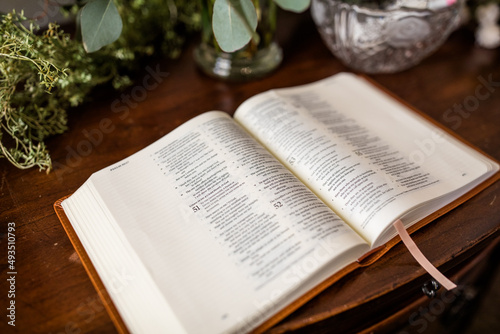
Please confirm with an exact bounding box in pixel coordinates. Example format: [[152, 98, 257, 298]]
[[234, 73, 498, 247], [65, 111, 368, 334]]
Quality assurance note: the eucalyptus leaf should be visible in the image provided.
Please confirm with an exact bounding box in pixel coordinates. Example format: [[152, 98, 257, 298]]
[[274, 0, 311, 13], [80, 0, 123, 53], [212, 0, 258, 52]]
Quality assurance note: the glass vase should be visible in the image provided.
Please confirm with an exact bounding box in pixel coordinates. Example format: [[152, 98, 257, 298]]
[[194, 0, 283, 81], [311, 0, 463, 74]]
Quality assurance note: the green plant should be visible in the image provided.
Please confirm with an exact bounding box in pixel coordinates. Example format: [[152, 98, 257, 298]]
[[0, 1, 200, 172], [78, 0, 124, 53], [210, 0, 311, 52], [0, 11, 112, 171], [64, 0, 201, 58]]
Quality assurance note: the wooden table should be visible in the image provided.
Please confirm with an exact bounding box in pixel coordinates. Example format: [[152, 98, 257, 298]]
[[1, 12, 499, 334]]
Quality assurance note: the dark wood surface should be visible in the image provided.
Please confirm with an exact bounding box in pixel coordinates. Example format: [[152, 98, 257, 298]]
[[1, 12, 500, 334]]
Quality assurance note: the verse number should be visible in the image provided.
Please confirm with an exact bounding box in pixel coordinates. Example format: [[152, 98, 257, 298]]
[[192, 205, 201, 213], [273, 201, 283, 209]]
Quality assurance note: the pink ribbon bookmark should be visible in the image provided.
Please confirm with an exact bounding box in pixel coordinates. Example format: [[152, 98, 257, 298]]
[[393, 219, 457, 290]]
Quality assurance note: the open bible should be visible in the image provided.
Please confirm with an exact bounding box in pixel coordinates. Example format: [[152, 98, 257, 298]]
[[54, 73, 499, 334]]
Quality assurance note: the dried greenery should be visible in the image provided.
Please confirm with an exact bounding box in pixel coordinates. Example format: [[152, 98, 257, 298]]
[[1, 12, 91, 171], [0, 1, 200, 172]]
